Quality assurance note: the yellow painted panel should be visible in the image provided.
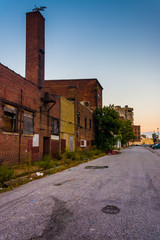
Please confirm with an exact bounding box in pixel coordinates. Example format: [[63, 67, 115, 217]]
[[61, 96, 75, 135]]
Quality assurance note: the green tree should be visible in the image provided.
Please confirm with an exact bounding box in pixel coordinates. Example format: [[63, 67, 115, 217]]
[[152, 133, 158, 145], [120, 120, 136, 146], [93, 105, 121, 151]]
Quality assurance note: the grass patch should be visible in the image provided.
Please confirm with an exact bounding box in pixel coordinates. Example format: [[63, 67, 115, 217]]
[[0, 148, 106, 192], [0, 166, 14, 187], [13, 164, 39, 178], [61, 148, 105, 163], [37, 155, 55, 170]]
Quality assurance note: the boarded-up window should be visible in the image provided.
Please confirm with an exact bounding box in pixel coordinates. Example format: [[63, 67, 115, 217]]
[[23, 111, 34, 135], [51, 118, 59, 135], [3, 104, 17, 132]]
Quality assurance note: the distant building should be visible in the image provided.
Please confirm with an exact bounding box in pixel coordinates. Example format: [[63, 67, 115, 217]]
[[129, 125, 141, 145], [115, 105, 142, 145], [115, 105, 134, 123], [132, 125, 141, 142]]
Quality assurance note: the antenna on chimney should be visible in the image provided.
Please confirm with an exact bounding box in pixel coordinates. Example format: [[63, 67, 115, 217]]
[[32, 5, 47, 12]]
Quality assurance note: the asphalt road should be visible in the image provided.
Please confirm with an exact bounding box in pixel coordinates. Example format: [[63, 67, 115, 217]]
[[1, 147, 160, 240]]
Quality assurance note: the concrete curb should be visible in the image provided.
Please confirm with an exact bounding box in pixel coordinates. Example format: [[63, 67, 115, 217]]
[[4, 167, 57, 187]]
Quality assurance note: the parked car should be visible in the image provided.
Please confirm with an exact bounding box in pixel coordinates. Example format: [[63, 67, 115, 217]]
[[142, 144, 148, 147], [149, 144, 154, 148], [152, 144, 160, 149]]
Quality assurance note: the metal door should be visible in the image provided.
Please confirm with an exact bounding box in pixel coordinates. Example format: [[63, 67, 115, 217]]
[[70, 136, 73, 151]]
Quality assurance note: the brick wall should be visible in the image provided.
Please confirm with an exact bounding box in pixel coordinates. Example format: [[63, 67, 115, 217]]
[[0, 64, 61, 165], [133, 125, 141, 142], [44, 79, 99, 149], [76, 102, 95, 148], [44, 79, 103, 110]]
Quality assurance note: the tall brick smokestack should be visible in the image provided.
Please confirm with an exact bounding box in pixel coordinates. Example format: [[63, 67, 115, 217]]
[[25, 11, 45, 88]]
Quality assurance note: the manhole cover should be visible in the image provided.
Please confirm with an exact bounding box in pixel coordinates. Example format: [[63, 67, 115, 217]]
[[85, 166, 108, 169], [102, 205, 120, 214]]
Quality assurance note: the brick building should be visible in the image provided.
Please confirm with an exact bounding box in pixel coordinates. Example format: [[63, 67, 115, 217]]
[[44, 79, 102, 148], [0, 11, 60, 165], [0, 62, 61, 164], [76, 101, 95, 148], [0, 10, 103, 165], [132, 125, 141, 142], [44, 78, 103, 111]]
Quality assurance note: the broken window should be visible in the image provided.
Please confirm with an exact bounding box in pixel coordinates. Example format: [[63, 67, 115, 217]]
[[3, 104, 17, 132], [23, 110, 34, 135], [51, 118, 59, 135]]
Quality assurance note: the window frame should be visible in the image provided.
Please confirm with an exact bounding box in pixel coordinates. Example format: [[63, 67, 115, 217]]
[[23, 110, 34, 135], [51, 117, 59, 136], [3, 104, 18, 132]]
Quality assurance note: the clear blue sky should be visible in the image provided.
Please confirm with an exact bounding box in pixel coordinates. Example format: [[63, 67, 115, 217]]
[[1, 0, 160, 136]]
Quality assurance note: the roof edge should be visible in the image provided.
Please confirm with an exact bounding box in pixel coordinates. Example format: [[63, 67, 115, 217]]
[[45, 78, 103, 90]]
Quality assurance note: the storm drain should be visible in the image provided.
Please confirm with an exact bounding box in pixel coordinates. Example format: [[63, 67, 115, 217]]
[[102, 205, 120, 214], [85, 166, 108, 169]]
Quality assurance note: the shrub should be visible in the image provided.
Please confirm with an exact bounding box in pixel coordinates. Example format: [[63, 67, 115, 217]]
[[65, 151, 74, 159], [93, 149, 101, 155], [61, 148, 105, 163], [38, 155, 54, 170], [80, 152, 86, 160], [74, 151, 81, 161], [61, 151, 75, 161], [0, 166, 14, 186], [85, 150, 94, 158]]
